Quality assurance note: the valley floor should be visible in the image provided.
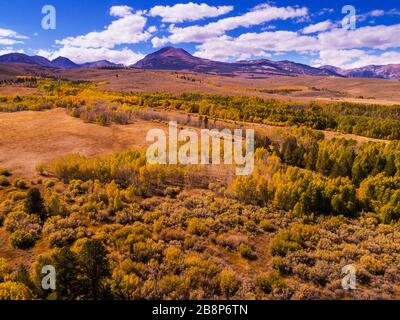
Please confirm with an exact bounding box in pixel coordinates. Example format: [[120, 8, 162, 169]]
[[0, 108, 389, 178]]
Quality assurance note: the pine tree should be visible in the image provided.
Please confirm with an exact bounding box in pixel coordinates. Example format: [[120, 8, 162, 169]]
[[52, 247, 80, 300], [25, 188, 46, 221], [78, 239, 111, 299]]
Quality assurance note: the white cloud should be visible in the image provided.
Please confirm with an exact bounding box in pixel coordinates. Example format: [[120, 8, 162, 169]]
[[56, 7, 150, 48], [194, 31, 317, 61], [302, 20, 334, 34], [37, 47, 144, 65], [147, 25, 158, 33], [358, 9, 395, 22], [0, 27, 27, 46], [47, 6, 147, 65], [313, 49, 400, 69], [317, 8, 334, 16], [369, 10, 385, 17], [149, 2, 233, 23], [318, 24, 400, 50], [0, 47, 24, 56], [192, 22, 400, 64], [152, 4, 308, 47], [110, 5, 133, 17]]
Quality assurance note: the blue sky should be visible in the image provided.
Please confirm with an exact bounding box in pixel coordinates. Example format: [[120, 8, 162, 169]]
[[0, 1, 399, 68]]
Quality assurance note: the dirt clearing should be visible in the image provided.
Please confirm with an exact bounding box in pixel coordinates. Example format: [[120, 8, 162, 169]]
[[0, 108, 165, 178]]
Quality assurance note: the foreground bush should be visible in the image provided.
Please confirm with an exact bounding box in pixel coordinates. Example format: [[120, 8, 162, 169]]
[[0, 176, 10, 187], [0, 282, 33, 300], [10, 231, 36, 249], [271, 224, 319, 257]]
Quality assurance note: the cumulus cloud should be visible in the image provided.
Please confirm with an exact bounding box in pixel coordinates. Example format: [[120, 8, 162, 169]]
[[192, 22, 400, 64], [302, 20, 335, 34], [194, 31, 317, 61], [46, 6, 148, 65], [110, 5, 133, 17], [56, 7, 150, 49], [149, 2, 233, 23], [147, 26, 158, 33], [152, 4, 308, 47], [358, 8, 400, 22], [0, 27, 27, 46], [37, 47, 145, 65], [317, 8, 334, 16], [318, 24, 400, 50], [0, 47, 24, 56]]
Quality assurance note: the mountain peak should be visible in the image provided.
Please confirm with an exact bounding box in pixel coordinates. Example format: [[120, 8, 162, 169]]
[[152, 46, 193, 58], [51, 56, 79, 69], [133, 46, 206, 70]]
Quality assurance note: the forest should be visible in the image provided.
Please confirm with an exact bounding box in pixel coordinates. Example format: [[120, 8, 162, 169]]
[[2, 78, 400, 139]]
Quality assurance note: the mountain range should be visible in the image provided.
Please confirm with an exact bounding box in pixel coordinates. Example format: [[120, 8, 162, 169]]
[[0, 48, 399, 80], [0, 52, 122, 70], [133, 47, 338, 77]]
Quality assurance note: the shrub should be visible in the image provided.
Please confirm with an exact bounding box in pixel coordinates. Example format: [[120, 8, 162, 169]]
[[10, 230, 36, 249], [187, 218, 209, 236], [238, 243, 256, 260], [271, 224, 318, 257], [131, 239, 163, 263], [4, 211, 41, 236], [260, 219, 275, 232], [48, 229, 79, 248], [0, 176, 10, 187], [44, 180, 55, 188], [0, 281, 33, 300], [164, 246, 183, 268], [256, 271, 286, 294], [0, 168, 11, 177], [9, 191, 27, 202], [360, 255, 384, 275], [0, 258, 11, 282], [14, 179, 27, 189], [164, 186, 181, 198], [219, 269, 240, 298]]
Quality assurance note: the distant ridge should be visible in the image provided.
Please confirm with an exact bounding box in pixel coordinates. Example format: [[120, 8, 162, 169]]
[[0, 48, 399, 79], [80, 60, 124, 68], [319, 64, 400, 80], [0, 53, 122, 70], [0, 53, 55, 68]]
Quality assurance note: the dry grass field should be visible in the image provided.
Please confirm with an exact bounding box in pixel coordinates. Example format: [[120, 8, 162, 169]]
[[57, 68, 400, 105], [0, 109, 166, 177], [0, 107, 388, 179], [0, 85, 38, 96]]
